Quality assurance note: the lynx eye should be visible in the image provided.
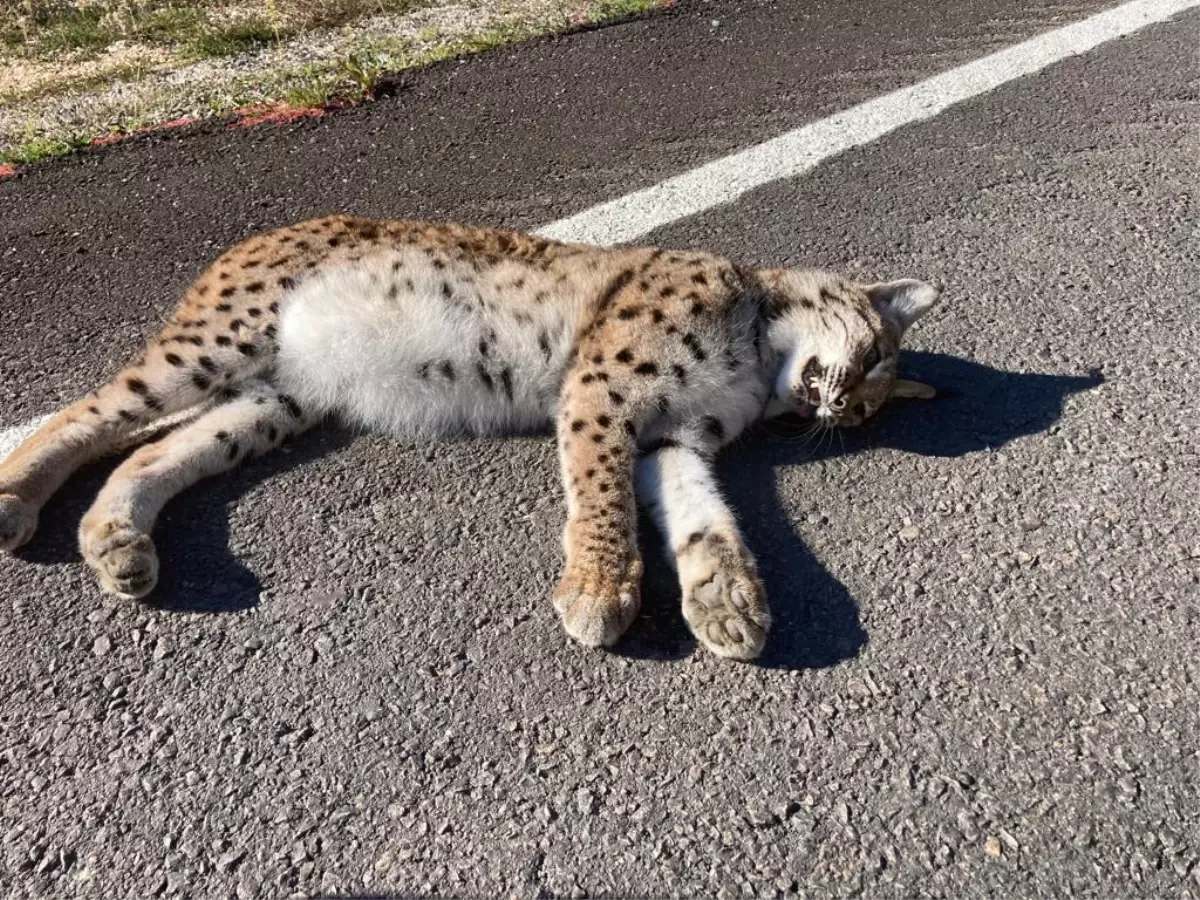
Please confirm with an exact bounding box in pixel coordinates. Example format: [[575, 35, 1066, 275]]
[[862, 344, 881, 372]]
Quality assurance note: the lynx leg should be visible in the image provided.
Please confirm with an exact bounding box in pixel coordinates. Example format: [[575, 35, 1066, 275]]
[[635, 441, 769, 660], [551, 386, 644, 649], [79, 381, 312, 598], [0, 322, 274, 552]]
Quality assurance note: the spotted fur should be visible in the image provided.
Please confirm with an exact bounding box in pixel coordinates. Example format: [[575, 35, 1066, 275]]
[[0, 215, 939, 660]]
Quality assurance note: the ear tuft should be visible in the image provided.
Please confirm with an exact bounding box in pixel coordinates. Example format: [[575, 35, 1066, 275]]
[[868, 279, 940, 332]]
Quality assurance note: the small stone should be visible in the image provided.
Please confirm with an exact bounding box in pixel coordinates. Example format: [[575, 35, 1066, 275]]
[[956, 809, 979, 840], [243, 637, 263, 652], [216, 849, 245, 872], [280, 724, 314, 746], [362, 700, 384, 723], [899, 524, 921, 541], [93, 635, 112, 657], [834, 801, 850, 825], [776, 800, 802, 820], [374, 850, 394, 873], [745, 803, 779, 828], [574, 789, 599, 815], [35, 850, 57, 874], [153, 638, 172, 661], [314, 636, 334, 659], [985, 836, 1002, 858]]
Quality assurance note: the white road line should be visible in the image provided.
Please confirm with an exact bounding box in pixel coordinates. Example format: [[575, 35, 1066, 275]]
[[0, 414, 52, 459], [2, 0, 1195, 452], [537, 0, 1200, 245]]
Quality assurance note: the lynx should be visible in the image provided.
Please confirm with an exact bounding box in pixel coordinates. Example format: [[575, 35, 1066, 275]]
[[0, 216, 939, 660]]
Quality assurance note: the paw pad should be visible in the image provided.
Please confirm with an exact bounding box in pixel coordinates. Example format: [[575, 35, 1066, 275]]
[[684, 568, 769, 661], [81, 522, 159, 599]]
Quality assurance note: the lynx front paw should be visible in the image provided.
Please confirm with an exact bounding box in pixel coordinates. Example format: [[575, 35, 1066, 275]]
[[81, 520, 159, 599], [680, 533, 770, 661], [553, 556, 643, 648], [0, 494, 38, 552]]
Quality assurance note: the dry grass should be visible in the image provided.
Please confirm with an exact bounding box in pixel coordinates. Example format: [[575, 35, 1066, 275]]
[[1, 0, 433, 56]]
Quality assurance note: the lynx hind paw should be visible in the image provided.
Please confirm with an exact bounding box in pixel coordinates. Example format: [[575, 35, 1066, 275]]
[[680, 535, 770, 661], [553, 557, 643, 648], [0, 494, 37, 552], [81, 520, 159, 599]]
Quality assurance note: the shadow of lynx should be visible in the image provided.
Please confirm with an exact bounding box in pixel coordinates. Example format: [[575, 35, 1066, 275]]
[[19, 352, 1098, 665], [616, 352, 1101, 669], [16, 426, 356, 613]]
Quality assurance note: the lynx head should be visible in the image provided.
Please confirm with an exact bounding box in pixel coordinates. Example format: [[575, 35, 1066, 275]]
[[760, 269, 940, 427]]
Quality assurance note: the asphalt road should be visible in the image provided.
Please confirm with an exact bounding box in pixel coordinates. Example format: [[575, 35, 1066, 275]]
[[2, 1, 1198, 897]]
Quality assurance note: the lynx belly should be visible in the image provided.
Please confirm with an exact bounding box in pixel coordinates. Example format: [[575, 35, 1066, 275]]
[[275, 251, 577, 438]]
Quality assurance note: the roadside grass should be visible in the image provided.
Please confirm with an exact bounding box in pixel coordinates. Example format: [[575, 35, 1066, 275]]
[[0, 0, 671, 168], [1, 0, 429, 58], [1, 131, 90, 164], [589, 0, 659, 20], [0, 55, 157, 105], [184, 16, 284, 58]]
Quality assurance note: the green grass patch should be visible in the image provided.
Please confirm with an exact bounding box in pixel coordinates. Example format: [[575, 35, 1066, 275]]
[[280, 66, 340, 107], [272, 47, 398, 107], [24, 6, 113, 56], [589, 0, 666, 22], [1, 1, 211, 57], [132, 5, 209, 44], [0, 133, 91, 166], [281, 0, 421, 30], [184, 16, 285, 59]]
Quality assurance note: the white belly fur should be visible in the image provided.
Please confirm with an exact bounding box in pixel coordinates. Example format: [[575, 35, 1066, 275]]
[[274, 252, 577, 438]]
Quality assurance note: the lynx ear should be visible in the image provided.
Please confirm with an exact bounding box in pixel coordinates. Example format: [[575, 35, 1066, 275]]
[[892, 378, 937, 400], [867, 279, 939, 332]]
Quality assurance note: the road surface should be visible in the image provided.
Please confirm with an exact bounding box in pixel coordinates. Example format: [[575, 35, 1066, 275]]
[[1, 0, 1197, 896]]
